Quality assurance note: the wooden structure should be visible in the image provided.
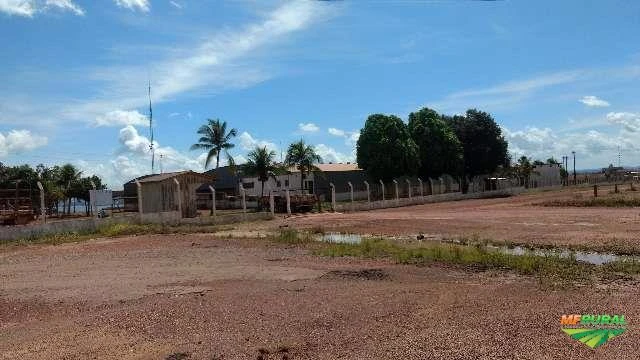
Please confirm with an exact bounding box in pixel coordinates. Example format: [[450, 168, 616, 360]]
[[123, 171, 213, 218], [0, 186, 36, 225]]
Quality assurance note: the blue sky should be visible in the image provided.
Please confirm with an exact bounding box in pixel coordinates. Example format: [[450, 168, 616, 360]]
[[1, 0, 639, 188]]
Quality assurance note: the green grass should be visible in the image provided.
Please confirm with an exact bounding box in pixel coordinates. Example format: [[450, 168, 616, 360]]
[[315, 238, 630, 288], [539, 196, 640, 207], [5, 222, 226, 247], [270, 228, 314, 245]]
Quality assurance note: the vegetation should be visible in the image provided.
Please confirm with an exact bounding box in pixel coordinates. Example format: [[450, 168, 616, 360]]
[[446, 109, 509, 186], [408, 107, 462, 178], [0, 162, 105, 216], [540, 196, 640, 208], [190, 118, 238, 169], [271, 228, 314, 244], [314, 237, 640, 288], [512, 155, 537, 187], [285, 140, 322, 191], [243, 146, 281, 197], [356, 114, 420, 181]]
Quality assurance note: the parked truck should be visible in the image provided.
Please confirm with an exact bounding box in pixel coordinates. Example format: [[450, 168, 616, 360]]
[[260, 190, 317, 213]]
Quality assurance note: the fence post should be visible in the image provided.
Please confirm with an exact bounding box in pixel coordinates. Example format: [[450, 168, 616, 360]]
[[348, 181, 354, 211], [173, 178, 182, 219], [379, 180, 385, 205], [439, 177, 444, 194], [364, 181, 370, 208], [593, 184, 598, 198], [241, 187, 247, 221], [393, 179, 399, 206], [135, 180, 143, 218], [428, 178, 434, 196], [208, 186, 216, 217], [269, 192, 275, 215], [406, 179, 412, 201], [329, 183, 336, 212], [37, 181, 46, 224], [418, 178, 424, 200], [286, 189, 292, 215]]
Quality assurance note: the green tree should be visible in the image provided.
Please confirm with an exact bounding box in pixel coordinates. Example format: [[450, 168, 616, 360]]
[[446, 109, 509, 189], [546, 157, 561, 166], [190, 118, 238, 169], [285, 140, 322, 191], [243, 146, 280, 197], [356, 114, 420, 182], [59, 164, 82, 215], [513, 156, 536, 187], [408, 107, 463, 178]]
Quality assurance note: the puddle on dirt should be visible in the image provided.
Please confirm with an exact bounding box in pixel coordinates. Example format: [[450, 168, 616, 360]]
[[320, 233, 362, 244], [488, 245, 632, 265]]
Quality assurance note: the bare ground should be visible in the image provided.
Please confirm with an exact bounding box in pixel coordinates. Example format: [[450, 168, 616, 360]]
[[2, 188, 640, 359]]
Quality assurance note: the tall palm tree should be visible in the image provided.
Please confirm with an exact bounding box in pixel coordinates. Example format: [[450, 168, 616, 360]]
[[243, 146, 280, 197], [58, 163, 82, 215], [285, 140, 322, 191], [190, 119, 238, 169]]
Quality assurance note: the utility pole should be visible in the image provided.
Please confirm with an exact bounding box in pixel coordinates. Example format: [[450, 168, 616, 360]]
[[572, 151, 576, 185]]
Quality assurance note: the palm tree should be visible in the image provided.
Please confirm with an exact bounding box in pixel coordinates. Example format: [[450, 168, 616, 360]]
[[285, 140, 322, 191], [58, 164, 82, 215], [243, 146, 280, 197], [190, 119, 238, 169]]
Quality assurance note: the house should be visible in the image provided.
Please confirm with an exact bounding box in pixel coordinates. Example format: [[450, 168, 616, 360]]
[[530, 164, 562, 187], [195, 166, 242, 209], [123, 171, 213, 218], [241, 163, 367, 201]]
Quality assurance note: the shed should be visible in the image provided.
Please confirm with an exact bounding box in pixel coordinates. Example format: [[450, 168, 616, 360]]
[[123, 171, 213, 218]]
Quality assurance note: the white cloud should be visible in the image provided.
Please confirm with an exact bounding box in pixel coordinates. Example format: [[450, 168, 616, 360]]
[[0, 0, 83, 17], [169, 0, 181, 9], [328, 127, 360, 146], [607, 112, 640, 132], [580, 95, 610, 107], [314, 143, 354, 164], [0, 0, 36, 16], [503, 125, 636, 168], [60, 1, 333, 124], [238, 131, 278, 152], [94, 110, 148, 127], [0, 129, 48, 156], [45, 0, 83, 15], [298, 122, 319, 133], [114, 0, 149, 12], [328, 127, 345, 137]]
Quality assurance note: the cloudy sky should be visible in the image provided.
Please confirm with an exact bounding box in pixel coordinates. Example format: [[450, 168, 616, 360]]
[[1, 0, 639, 188]]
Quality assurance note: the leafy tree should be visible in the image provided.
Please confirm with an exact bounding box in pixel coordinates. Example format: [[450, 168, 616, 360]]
[[59, 164, 82, 215], [533, 159, 545, 166], [513, 156, 536, 187], [357, 114, 420, 182], [285, 140, 322, 191], [446, 109, 509, 189], [408, 107, 462, 178], [190, 118, 238, 169], [243, 146, 280, 197], [546, 157, 561, 166]]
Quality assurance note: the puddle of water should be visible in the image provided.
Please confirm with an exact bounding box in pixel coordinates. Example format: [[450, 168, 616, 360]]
[[320, 233, 362, 244], [489, 245, 631, 265]]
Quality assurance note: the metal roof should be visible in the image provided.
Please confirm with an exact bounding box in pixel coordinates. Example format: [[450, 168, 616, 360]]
[[133, 171, 213, 184]]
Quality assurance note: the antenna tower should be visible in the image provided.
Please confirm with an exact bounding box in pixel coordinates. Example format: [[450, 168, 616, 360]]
[[148, 80, 155, 174]]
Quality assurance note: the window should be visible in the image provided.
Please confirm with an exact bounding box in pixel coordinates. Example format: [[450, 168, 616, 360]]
[[242, 182, 254, 189], [284, 179, 289, 187], [276, 181, 282, 187], [304, 180, 314, 190]]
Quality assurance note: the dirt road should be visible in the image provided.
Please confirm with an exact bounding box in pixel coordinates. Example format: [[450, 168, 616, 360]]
[[1, 232, 638, 359], [266, 188, 640, 250]]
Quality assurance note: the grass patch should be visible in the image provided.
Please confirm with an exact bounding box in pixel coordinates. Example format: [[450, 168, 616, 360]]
[[4, 222, 226, 247], [270, 228, 314, 245], [316, 238, 605, 288], [539, 196, 640, 207]]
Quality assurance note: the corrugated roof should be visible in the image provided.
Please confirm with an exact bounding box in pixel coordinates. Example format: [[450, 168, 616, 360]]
[[135, 171, 213, 184], [285, 163, 361, 172]]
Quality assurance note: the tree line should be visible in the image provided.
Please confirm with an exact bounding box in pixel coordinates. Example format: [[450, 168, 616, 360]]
[[356, 108, 511, 190], [0, 162, 105, 216]]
